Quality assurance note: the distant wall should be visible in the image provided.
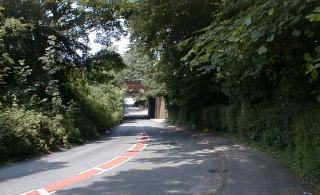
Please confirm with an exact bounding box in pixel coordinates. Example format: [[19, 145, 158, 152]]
[[125, 81, 146, 94], [148, 97, 156, 118], [148, 96, 167, 119], [155, 96, 167, 119]]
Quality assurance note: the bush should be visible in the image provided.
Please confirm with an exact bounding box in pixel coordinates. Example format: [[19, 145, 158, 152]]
[[70, 78, 125, 139], [293, 106, 320, 185], [0, 80, 125, 163], [237, 103, 297, 149], [0, 107, 68, 160]]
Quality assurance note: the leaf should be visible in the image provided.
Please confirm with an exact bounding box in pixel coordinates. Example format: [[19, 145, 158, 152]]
[[306, 13, 320, 22], [292, 29, 301, 37], [267, 34, 274, 42], [251, 30, 262, 42], [244, 18, 252, 26], [198, 53, 210, 63], [268, 9, 274, 16], [306, 63, 313, 74], [311, 69, 318, 80], [257, 46, 268, 55], [304, 53, 313, 62], [314, 63, 320, 68], [304, 29, 315, 38]]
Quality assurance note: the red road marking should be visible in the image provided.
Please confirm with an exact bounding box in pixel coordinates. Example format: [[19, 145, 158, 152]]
[[22, 130, 149, 195], [124, 150, 139, 158], [45, 169, 100, 192], [132, 142, 145, 151], [99, 156, 128, 170]]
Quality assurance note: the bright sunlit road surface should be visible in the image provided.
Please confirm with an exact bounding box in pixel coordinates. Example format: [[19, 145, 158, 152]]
[[124, 97, 135, 106], [0, 106, 312, 195], [124, 107, 148, 119]]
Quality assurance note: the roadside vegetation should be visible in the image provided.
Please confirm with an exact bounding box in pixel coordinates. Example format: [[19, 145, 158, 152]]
[[125, 0, 320, 191], [0, 1, 126, 163], [1, 0, 320, 191]]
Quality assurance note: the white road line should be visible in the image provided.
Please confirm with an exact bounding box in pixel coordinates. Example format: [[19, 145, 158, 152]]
[[93, 167, 107, 172], [78, 154, 125, 176], [77, 168, 94, 175], [37, 188, 50, 195], [94, 157, 133, 176], [128, 144, 138, 151], [118, 155, 131, 159], [21, 190, 35, 195]]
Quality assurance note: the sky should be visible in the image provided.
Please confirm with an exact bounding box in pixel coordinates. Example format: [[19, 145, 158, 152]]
[[88, 32, 130, 55]]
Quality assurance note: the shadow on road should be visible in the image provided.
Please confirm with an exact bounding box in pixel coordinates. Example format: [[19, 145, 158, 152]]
[[57, 119, 311, 195], [0, 160, 68, 183], [0, 134, 116, 182], [58, 124, 221, 194], [0, 106, 312, 195]]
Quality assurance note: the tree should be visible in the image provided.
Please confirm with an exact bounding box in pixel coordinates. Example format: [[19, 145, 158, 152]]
[[0, 0, 128, 161], [125, 0, 221, 110], [0, 0, 126, 105], [128, 0, 219, 53]]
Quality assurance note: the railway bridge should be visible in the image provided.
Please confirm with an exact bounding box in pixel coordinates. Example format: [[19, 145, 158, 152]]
[[125, 80, 166, 119]]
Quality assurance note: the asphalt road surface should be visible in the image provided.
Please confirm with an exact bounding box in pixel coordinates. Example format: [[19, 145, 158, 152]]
[[0, 107, 312, 195]]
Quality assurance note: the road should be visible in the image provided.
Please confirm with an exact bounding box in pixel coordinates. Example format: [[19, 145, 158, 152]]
[[0, 107, 312, 195]]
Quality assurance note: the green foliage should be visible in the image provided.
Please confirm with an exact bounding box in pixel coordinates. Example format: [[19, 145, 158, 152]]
[[117, 48, 150, 82], [0, 106, 68, 161], [306, 7, 320, 22], [126, 0, 219, 99], [116, 48, 166, 98], [88, 49, 126, 82], [293, 107, 320, 185], [0, 1, 127, 163], [0, 76, 125, 163], [128, 0, 219, 51], [178, 0, 320, 103], [70, 73, 125, 138], [126, 0, 320, 190]]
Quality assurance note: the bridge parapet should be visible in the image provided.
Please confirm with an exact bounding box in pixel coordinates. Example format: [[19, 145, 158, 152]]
[[125, 80, 146, 96]]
